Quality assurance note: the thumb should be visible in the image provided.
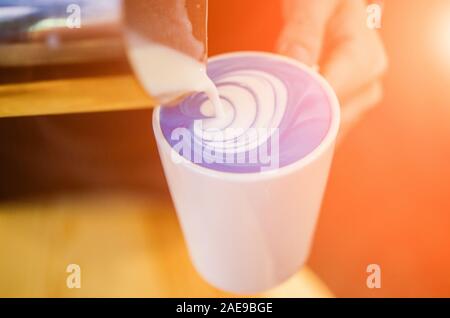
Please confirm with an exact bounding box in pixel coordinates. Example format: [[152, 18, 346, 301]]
[[277, 0, 339, 66]]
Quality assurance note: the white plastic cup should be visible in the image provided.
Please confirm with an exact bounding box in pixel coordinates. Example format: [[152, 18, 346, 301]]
[[153, 52, 340, 294]]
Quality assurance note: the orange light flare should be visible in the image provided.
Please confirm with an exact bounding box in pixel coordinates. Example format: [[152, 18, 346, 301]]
[[428, 4, 450, 71]]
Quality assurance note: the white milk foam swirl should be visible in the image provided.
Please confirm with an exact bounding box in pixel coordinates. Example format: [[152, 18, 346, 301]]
[[194, 70, 287, 154]]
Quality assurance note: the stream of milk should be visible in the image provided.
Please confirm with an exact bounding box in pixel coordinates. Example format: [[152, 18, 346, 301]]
[[126, 30, 224, 117]]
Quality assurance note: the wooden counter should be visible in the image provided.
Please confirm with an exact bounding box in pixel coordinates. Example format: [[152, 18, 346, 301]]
[[0, 75, 156, 118], [0, 193, 333, 298]]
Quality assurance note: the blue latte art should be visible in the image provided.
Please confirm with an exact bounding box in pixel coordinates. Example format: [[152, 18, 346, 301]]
[[159, 53, 332, 173]]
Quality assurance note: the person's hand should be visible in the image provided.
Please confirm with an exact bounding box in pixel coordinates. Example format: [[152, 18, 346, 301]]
[[277, 0, 388, 143]]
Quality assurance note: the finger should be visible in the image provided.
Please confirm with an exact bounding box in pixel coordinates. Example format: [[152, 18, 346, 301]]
[[337, 80, 383, 144], [277, 0, 339, 66], [341, 81, 383, 122], [323, 32, 387, 101], [321, 0, 388, 101]]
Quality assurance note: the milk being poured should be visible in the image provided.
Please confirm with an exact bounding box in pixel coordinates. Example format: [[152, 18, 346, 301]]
[[126, 31, 224, 117]]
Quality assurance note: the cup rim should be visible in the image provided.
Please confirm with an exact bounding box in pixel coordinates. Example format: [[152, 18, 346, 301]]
[[153, 51, 341, 182]]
